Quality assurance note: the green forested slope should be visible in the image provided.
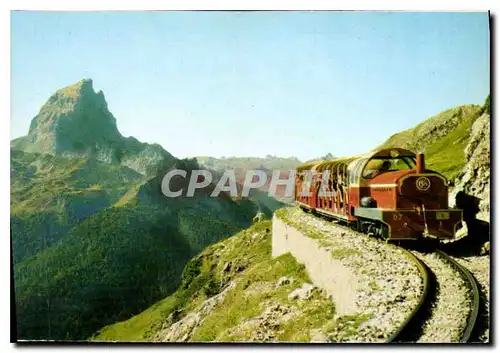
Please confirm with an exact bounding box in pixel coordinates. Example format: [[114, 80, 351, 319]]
[[11, 150, 145, 262], [14, 206, 190, 340]]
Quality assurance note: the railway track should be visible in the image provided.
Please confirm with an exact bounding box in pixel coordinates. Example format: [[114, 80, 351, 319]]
[[309, 206, 482, 342], [388, 248, 480, 343], [435, 250, 480, 342], [386, 248, 431, 342], [450, 255, 490, 342]]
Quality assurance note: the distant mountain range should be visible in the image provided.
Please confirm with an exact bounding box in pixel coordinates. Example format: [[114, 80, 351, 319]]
[[196, 156, 302, 202], [196, 155, 302, 171], [303, 153, 337, 164]]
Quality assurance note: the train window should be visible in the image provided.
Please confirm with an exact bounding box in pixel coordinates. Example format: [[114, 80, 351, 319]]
[[363, 157, 416, 179], [351, 158, 365, 184], [348, 159, 364, 185]]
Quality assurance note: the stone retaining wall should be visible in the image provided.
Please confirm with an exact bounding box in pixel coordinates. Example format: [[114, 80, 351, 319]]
[[272, 215, 358, 315]]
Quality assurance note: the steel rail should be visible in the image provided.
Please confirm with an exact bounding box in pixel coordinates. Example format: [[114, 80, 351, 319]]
[[386, 248, 431, 342], [435, 250, 480, 342]]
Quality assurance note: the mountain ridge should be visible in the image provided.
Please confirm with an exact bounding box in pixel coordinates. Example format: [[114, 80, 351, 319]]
[[11, 78, 174, 177]]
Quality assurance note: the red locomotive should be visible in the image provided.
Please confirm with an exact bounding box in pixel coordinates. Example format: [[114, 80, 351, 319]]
[[294, 148, 463, 241]]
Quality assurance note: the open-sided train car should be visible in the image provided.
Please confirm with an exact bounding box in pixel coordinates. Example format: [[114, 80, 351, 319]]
[[294, 148, 463, 241]]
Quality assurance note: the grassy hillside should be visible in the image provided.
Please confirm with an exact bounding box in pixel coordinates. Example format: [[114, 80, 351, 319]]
[[93, 221, 336, 342], [11, 150, 145, 262], [12, 150, 285, 340], [379, 102, 488, 180]]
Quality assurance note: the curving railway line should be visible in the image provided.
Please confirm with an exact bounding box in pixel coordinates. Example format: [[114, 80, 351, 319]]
[[386, 248, 430, 343], [308, 207, 483, 343], [435, 250, 480, 342], [310, 207, 483, 343], [387, 248, 480, 343], [277, 205, 487, 343]]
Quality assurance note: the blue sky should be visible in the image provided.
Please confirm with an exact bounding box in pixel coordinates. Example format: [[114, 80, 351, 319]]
[[11, 11, 490, 161]]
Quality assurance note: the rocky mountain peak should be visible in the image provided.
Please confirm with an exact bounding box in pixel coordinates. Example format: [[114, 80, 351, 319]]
[[55, 78, 94, 99], [22, 78, 120, 152], [52, 78, 107, 108], [11, 79, 175, 176]]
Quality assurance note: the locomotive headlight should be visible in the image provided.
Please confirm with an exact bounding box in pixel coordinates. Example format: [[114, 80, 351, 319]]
[[416, 177, 431, 191]]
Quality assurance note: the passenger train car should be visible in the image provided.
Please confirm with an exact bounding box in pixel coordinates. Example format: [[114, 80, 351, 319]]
[[294, 148, 462, 241]]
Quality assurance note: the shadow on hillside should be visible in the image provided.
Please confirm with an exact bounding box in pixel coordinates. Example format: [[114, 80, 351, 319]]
[[440, 191, 490, 256]]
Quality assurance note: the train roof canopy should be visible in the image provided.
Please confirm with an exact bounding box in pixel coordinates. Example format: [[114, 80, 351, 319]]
[[295, 148, 416, 173], [368, 148, 416, 159], [315, 157, 358, 172], [296, 156, 359, 173]]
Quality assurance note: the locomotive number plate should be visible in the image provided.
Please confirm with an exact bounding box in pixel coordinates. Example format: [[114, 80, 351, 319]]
[[436, 211, 449, 220]]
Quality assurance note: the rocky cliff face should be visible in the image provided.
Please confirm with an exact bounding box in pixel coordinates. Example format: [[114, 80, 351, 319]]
[[11, 79, 174, 176], [450, 112, 491, 222]]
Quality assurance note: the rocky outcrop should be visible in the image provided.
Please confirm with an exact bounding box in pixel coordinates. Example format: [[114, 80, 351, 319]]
[[450, 112, 490, 222], [11, 79, 174, 176], [160, 281, 238, 342], [223, 303, 299, 342], [445, 112, 490, 251]]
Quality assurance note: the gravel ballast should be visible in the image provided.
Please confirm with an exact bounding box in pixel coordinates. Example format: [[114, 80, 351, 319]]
[[409, 251, 471, 342]]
